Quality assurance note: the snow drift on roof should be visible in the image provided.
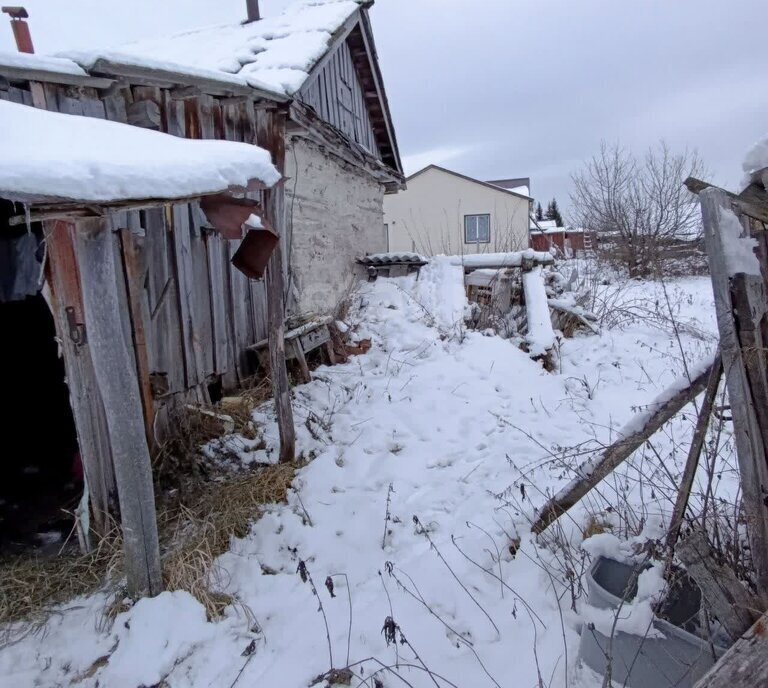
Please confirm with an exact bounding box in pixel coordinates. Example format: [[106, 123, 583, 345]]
[[0, 49, 88, 77], [0, 100, 281, 204], [743, 133, 768, 190], [59, 0, 363, 97]]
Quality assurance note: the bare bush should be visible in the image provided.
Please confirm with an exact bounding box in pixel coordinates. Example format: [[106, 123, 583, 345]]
[[571, 141, 706, 278]]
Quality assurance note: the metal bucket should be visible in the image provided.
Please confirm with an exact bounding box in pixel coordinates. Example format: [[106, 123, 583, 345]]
[[578, 556, 726, 688]]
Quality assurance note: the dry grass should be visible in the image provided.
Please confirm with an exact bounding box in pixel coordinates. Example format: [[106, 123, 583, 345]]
[[0, 386, 298, 637], [0, 519, 124, 638], [160, 461, 297, 619]]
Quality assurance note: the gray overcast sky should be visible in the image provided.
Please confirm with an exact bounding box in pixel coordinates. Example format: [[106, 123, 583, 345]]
[[3, 0, 767, 215]]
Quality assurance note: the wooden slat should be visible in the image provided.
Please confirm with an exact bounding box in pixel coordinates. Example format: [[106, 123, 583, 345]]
[[189, 208, 215, 379], [45, 220, 116, 534], [119, 215, 157, 449], [204, 230, 229, 375], [143, 207, 185, 393], [171, 203, 200, 388]]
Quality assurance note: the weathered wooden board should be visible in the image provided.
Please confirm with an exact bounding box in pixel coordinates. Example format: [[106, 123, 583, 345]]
[[45, 221, 116, 535], [694, 612, 768, 687], [143, 207, 185, 394], [700, 187, 768, 602], [76, 217, 162, 597]]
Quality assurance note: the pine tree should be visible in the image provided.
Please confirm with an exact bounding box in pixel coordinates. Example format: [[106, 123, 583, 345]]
[[535, 202, 543, 222], [546, 198, 564, 227]]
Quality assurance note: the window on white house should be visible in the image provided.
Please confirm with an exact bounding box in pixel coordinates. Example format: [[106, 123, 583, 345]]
[[464, 214, 490, 243]]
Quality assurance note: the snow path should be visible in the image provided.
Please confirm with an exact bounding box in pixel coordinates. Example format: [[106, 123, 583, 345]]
[[0, 262, 720, 688]]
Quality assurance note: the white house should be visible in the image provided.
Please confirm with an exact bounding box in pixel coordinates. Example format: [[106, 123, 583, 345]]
[[384, 165, 532, 256]]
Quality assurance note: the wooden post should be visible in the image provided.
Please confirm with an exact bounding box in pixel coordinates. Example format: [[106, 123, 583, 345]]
[[258, 109, 296, 463], [700, 187, 768, 602], [75, 217, 162, 597]]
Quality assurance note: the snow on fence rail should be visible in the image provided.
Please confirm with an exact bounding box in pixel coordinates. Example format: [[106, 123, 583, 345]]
[[450, 249, 554, 271]]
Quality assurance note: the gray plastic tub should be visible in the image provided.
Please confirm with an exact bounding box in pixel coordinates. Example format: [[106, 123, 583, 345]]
[[578, 556, 726, 688]]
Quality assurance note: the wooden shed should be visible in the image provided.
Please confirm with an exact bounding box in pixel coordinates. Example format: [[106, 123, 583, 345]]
[[0, 0, 403, 597]]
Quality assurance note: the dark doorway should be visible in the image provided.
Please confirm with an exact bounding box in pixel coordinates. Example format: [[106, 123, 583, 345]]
[[0, 202, 81, 554]]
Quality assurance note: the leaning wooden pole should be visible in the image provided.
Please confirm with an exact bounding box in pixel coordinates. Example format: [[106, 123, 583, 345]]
[[259, 109, 296, 463], [531, 360, 714, 534], [76, 218, 162, 597], [700, 187, 768, 602], [664, 354, 723, 563]]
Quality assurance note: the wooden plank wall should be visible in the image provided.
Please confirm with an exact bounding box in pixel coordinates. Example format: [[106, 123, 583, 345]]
[[2, 78, 280, 473], [299, 39, 380, 159]]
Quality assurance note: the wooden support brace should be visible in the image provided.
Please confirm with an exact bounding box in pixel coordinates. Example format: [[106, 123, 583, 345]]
[[665, 354, 722, 563], [531, 361, 714, 534]]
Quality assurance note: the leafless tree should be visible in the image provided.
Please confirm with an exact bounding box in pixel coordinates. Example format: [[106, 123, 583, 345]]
[[570, 141, 706, 277]]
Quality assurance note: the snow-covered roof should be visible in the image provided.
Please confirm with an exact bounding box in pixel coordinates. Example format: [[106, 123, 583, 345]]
[[486, 177, 531, 199], [60, 0, 364, 98], [530, 219, 559, 231], [0, 50, 87, 77], [408, 166, 532, 201], [743, 133, 768, 190], [0, 100, 280, 205]]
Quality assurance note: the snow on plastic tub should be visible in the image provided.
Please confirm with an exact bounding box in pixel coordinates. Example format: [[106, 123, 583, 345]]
[[578, 556, 726, 688]]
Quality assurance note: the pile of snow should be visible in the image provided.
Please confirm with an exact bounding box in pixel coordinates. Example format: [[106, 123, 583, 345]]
[[61, 0, 364, 97], [0, 99, 280, 204], [1, 263, 725, 688], [449, 248, 554, 269]]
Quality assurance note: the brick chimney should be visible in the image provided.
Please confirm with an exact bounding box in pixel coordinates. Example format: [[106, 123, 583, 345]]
[[2, 6, 33, 53], [245, 0, 260, 23]]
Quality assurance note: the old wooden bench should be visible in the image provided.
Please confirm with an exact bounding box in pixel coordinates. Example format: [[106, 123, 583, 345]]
[[248, 315, 335, 383]]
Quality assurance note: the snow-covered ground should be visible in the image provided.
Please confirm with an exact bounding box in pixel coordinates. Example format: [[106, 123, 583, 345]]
[[0, 259, 724, 688]]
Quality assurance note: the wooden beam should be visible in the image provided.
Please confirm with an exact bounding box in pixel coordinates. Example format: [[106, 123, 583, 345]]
[[257, 110, 296, 463], [685, 177, 768, 225], [694, 611, 768, 687], [701, 187, 768, 602], [676, 527, 760, 641], [75, 217, 162, 597], [531, 361, 714, 534]]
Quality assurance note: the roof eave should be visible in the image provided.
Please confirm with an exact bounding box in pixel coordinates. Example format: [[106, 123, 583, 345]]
[[87, 57, 289, 102]]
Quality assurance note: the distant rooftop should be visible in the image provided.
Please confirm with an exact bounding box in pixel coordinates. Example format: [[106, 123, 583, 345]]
[[486, 177, 531, 198]]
